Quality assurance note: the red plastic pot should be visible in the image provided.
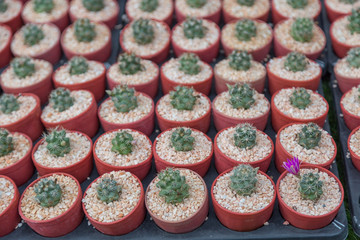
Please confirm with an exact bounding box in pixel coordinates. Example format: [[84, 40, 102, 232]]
[[276, 164, 344, 230], [0, 24, 12, 68], [0, 175, 20, 237], [275, 123, 337, 173], [271, 89, 329, 132], [145, 169, 209, 233], [0, 0, 23, 32], [83, 171, 145, 235], [340, 92, 360, 131], [324, 0, 350, 23], [348, 126, 360, 171], [0, 93, 43, 141], [222, 2, 269, 23], [211, 168, 276, 231], [334, 61, 360, 94], [174, 1, 221, 24], [19, 173, 83, 237]]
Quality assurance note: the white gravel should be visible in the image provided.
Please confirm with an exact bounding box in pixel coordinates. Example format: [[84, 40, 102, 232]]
[[0, 177, 15, 214], [0, 132, 31, 169], [223, 0, 270, 19], [0, 95, 37, 125]]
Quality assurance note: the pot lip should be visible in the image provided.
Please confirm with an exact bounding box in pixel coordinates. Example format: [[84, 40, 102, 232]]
[[340, 90, 360, 120], [347, 125, 360, 158], [330, 16, 358, 49], [211, 167, 276, 216], [93, 128, 153, 170], [18, 172, 82, 224], [0, 174, 19, 218], [0, 24, 12, 52], [125, 0, 174, 23], [21, 0, 69, 24], [222, 0, 270, 20], [144, 167, 208, 224], [174, 0, 221, 19], [82, 170, 145, 226], [271, 0, 321, 20], [275, 164, 344, 219], [334, 59, 360, 81]]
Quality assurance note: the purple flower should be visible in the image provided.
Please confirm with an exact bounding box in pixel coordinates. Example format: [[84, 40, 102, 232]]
[[282, 156, 300, 176]]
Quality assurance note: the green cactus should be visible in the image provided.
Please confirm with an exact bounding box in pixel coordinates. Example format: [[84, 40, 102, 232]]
[[339, 0, 358, 3], [286, 0, 308, 9], [183, 17, 206, 39], [170, 86, 197, 111], [228, 84, 255, 110], [11, 57, 36, 79], [111, 131, 134, 155], [237, 0, 254, 6], [0, 129, 13, 157], [34, 0, 54, 13], [178, 53, 201, 75], [34, 178, 62, 207], [132, 18, 154, 45], [290, 88, 311, 110], [118, 53, 144, 75], [156, 168, 190, 204], [96, 175, 122, 204], [69, 56, 89, 75], [346, 47, 360, 68], [23, 24, 45, 46], [186, 0, 207, 8], [171, 128, 195, 152], [49, 88, 74, 112], [82, 0, 104, 12], [233, 123, 257, 149], [228, 50, 252, 71], [297, 123, 322, 150], [45, 130, 71, 157], [74, 18, 96, 43], [284, 52, 308, 72], [106, 86, 138, 113], [0, 94, 20, 114], [235, 19, 257, 42], [348, 8, 360, 34], [298, 172, 323, 201], [140, 0, 158, 12], [0, 0, 8, 13], [230, 164, 258, 196], [290, 18, 314, 43]]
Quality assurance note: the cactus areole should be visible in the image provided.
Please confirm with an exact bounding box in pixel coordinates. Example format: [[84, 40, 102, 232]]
[[234, 123, 257, 149], [111, 131, 134, 155], [230, 164, 259, 196], [82, 0, 105, 12], [96, 175, 122, 204], [11, 57, 36, 79], [171, 128, 195, 152], [297, 123, 322, 150], [183, 17, 206, 39], [49, 88, 75, 112], [34, 178, 62, 207], [45, 129, 71, 157], [170, 86, 197, 111], [284, 52, 308, 72], [118, 53, 144, 75], [290, 88, 311, 110], [228, 84, 255, 110], [178, 53, 201, 75], [0, 128, 14, 157], [106, 86, 138, 113], [0, 94, 20, 114], [69, 56, 89, 75]]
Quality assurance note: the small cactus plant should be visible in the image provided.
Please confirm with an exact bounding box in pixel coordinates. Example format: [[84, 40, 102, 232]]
[[284, 52, 308, 72], [230, 164, 258, 196], [11, 57, 36, 79], [0, 129, 14, 157], [186, 0, 207, 8], [228, 84, 255, 110], [0, 0, 8, 13], [49, 88, 74, 112], [346, 47, 360, 68], [34, 178, 62, 207], [237, 0, 254, 6], [34, 0, 54, 13], [233, 123, 257, 149], [111, 131, 134, 155], [96, 175, 122, 204], [156, 168, 190, 204], [290, 88, 311, 110], [183, 17, 206, 39], [106, 86, 138, 113], [45, 129, 71, 157], [0, 94, 20, 114], [140, 0, 158, 12], [82, 0, 104, 12], [235, 19, 257, 42], [74, 18, 96, 43], [23, 24, 45, 46], [286, 0, 307, 9], [171, 128, 195, 152], [132, 18, 154, 45], [170, 86, 197, 111], [69, 56, 89, 75], [348, 8, 360, 34], [228, 50, 252, 71], [178, 53, 201, 75], [297, 123, 322, 150], [290, 18, 314, 43], [298, 172, 323, 201], [118, 53, 144, 75]]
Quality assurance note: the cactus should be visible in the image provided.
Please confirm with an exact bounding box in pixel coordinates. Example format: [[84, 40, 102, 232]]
[[228, 84, 255, 110], [0, 129, 13, 157], [82, 0, 104, 12], [69, 56, 89, 75], [183, 17, 206, 39], [284, 52, 308, 72], [170, 86, 197, 111], [96, 175, 122, 204], [297, 123, 322, 150], [23, 24, 44, 46], [118, 53, 144, 75], [156, 168, 190, 204], [34, 0, 54, 13], [290, 88, 311, 110], [346, 47, 360, 68], [228, 50, 252, 71], [298, 172, 323, 201], [340, 0, 357, 3], [171, 128, 195, 152], [0, 0, 8, 13], [45, 130, 71, 157], [111, 131, 134, 155], [237, 0, 254, 6], [230, 164, 258, 196], [49, 88, 74, 112], [140, 0, 158, 12], [235, 19, 257, 42], [74, 18, 96, 43], [0, 94, 20, 114], [132, 18, 154, 45], [178, 53, 201, 75], [233, 123, 257, 149], [34, 178, 62, 207], [186, 0, 207, 8], [290, 18, 314, 43], [106, 86, 138, 113], [286, 0, 307, 9], [11, 57, 36, 79], [348, 8, 360, 34]]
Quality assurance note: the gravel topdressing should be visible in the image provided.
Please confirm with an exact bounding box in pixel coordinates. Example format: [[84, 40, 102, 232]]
[[0, 95, 37, 125], [332, 17, 360, 46], [0, 132, 31, 169], [223, 0, 270, 19], [175, 0, 221, 18], [273, 0, 321, 18], [0, 177, 15, 214], [22, 0, 69, 23], [341, 86, 360, 116], [335, 58, 360, 78], [70, 0, 118, 23], [0, 0, 21, 22], [126, 0, 173, 22]]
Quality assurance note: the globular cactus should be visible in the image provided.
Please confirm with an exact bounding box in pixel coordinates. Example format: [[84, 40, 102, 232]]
[[290, 18, 314, 43], [286, 0, 307, 9], [69, 56, 89, 75], [0, 94, 20, 114], [235, 19, 257, 42], [45, 129, 71, 157], [228, 50, 252, 71], [297, 123, 322, 150], [82, 0, 104, 12], [118, 53, 144, 75], [0, 0, 8, 13], [298, 172, 323, 201], [178, 53, 201, 75], [96, 175, 122, 204], [106, 86, 138, 113], [237, 0, 254, 6], [348, 8, 360, 34], [156, 168, 190, 204], [34, 178, 62, 207], [132, 18, 154, 45], [284, 52, 308, 72], [230, 164, 258, 196], [346, 47, 360, 68], [290, 88, 311, 110], [49, 88, 74, 112], [340, 0, 357, 3], [233, 123, 257, 149], [0, 129, 14, 157], [186, 0, 207, 8], [11, 57, 36, 79], [111, 131, 134, 155], [171, 128, 195, 152], [74, 18, 96, 43], [34, 0, 54, 13], [170, 86, 197, 111], [183, 17, 206, 39], [140, 0, 158, 12], [23, 24, 45, 46], [228, 84, 255, 110]]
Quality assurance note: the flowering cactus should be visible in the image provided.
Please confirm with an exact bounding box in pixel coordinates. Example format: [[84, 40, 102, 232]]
[[282, 156, 301, 176]]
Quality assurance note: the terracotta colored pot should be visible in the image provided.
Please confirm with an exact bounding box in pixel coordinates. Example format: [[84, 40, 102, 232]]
[[221, 19, 273, 62], [119, 19, 171, 64], [145, 169, 209, 233], [0, 0, 23, 32], [334, 63, 360, 94], [174, 1, 221, 24], [276, 164, 344, 230], [275, 123, 337, 173], [330, 17, 357, 58], [271, 89, 329, 132], [106, 62, 159, 99], [340, 92, 360, 131], [0, 93, 43, 141], [98, 94, 155, 136], [348, 126, 360, 171], [0, 175, 20, 237], [19, 173, 83, 237], [324, 0, 349, 23], [83, 172, 145, 235], [211, 168, 276, 231], [222, 3, 269, 23], [41, 91, 99, 138], [155, 93, 211, 133], [0, 24, 12, 68]]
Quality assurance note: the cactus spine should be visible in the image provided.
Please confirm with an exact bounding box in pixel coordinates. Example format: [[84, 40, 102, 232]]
[[23, 24, 45, 46], [178, 53, 201, 75], [0, 0, 8, 13], [106, 86, 138, 113], [0, 129, 13, 157], [96, 175, 122, 204], [34, 0, 54, 13], [234, 123, 257, 149], [111, 131, 134, 155], [228, 83, 255, 110], [82, 0, 104, 12], [235, 19, 257, 42], [183, 17, 206, 39], [171, 128, 195, 152], [118, 53, 144, 75], [297, 123, 322, 150], [346, 47, 360, 68], [45, 129, 71, 157], [284, 52, 308, 72], [140, 0, 158, 12], [34, 178, 62, 207], [0, 94, 20, 114], [298, 172, 323, 201], [11, 57, 36, 79], [170, 86, 197, 111], [132, 18, 154, 45], [49, 88, 74, 112], [230, 164, 258, 196], [286, 0, 307, 9], [237, 0, 254, 6], [228, 50, 252, 71], [186, 0, 207, 8], [74, 18, 96, 43], [69, 56, 89, 75], [290, 88, 311, 109], [290, 18, 314, 43]]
